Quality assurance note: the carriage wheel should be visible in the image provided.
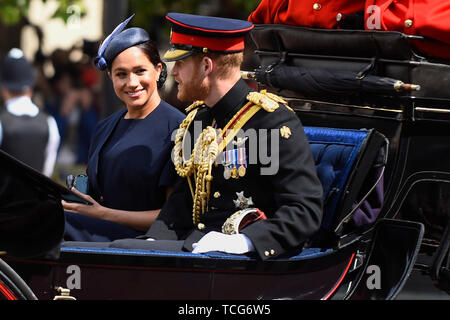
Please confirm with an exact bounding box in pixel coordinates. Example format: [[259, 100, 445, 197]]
[[0, 258, 37, 300]]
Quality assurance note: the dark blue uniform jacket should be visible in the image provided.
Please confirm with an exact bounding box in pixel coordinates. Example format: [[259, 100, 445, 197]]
[[147, 80, 323, 260]]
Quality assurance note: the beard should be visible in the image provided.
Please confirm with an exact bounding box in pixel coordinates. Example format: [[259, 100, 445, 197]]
[[177, 69, 210, 102]]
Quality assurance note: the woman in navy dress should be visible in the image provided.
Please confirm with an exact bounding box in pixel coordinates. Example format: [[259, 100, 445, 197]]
[[62, 16, 185, 241]]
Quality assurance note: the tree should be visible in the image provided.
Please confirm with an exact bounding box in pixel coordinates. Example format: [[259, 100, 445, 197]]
[[0, 0, 86, 26], [128, 0, 261, 43], [0, 0, 87, 56]]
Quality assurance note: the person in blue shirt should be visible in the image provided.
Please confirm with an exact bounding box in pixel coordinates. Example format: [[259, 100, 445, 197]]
[[62, 15, 185, 242]]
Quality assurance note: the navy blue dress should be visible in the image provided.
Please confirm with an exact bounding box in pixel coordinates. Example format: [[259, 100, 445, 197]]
[[64, 100, 185, 241]]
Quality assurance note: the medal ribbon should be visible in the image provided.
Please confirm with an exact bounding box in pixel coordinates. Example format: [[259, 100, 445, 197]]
[[237, 147, 247, 167], [217, 101, 261, 154], [224, 148, 246, 168]]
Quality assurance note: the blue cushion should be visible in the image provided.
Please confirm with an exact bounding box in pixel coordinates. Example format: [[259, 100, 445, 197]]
[[304, 127, 369, 230], [60, 246, 332, 261]]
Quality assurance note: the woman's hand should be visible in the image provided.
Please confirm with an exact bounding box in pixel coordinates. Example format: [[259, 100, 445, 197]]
[[61, 187, 106, 219], [62, 187, 160, 231]]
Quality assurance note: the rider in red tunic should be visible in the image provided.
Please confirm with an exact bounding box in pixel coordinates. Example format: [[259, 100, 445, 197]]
[[365, 0, 450, 60], [248, 0, 365, 29]]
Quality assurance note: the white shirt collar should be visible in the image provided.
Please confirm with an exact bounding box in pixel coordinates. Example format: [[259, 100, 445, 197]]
[[6, 96, 39, 117]]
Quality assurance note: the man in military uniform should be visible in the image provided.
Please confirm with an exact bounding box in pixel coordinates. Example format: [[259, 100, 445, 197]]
[[68, 13, 323, 260]]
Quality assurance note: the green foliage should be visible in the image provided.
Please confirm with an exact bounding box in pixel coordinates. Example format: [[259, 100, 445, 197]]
[[0, 0, 30, 24], [127, 0, 261, 42], [0, 0, 261, 26], [0, 0, 86, 25], [231, 0, 261, 15], [49, 0, 86, 24], [128, 0, 261, 21]]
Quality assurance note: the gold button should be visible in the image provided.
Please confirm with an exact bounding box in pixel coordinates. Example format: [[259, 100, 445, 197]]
[[197, 223, 205, 230], [264, 251, 270, 257], [313, 3, 321, 10], [404, 19, 413, 28], [213, 191, 221, 198], [270, 249, 275, 255], [99, 196, 104, 202]]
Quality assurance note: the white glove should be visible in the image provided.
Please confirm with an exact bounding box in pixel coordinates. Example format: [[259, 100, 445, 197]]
[[192, 231, 255, 254]]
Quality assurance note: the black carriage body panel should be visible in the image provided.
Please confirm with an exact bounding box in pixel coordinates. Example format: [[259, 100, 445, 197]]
[[2, 218, 425, 300], [346, 219, 424, 300], [4, 244, 357, 300]]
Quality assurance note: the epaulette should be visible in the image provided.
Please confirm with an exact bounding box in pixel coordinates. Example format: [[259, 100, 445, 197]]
[[261, 90, 295, 113], [185, 100, 205, 113], [246, 90, 293, 113]]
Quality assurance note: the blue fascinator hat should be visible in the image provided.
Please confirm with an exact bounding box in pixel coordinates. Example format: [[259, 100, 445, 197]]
[[94, 14, 150, 71]]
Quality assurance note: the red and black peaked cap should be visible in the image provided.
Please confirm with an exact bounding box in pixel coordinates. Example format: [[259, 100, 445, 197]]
[[163, 12, 254, 62]]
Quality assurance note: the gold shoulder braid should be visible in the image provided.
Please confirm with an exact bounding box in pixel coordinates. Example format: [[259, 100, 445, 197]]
[[173, 102, 202, 178], [250, 89, 295, 113], [246, 91, 279, 112], [173, 101, 220, 225], [185, 100, 205, 113], [192, 126, 218, 224]]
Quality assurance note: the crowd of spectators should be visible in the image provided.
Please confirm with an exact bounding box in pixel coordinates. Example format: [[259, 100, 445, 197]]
[[30, 41, 102, 180]]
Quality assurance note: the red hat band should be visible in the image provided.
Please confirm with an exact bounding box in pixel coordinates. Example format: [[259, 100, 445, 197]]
[[171, 31, 245, 52]]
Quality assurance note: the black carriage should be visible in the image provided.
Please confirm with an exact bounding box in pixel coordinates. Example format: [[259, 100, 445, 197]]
[[1, 25, 449, 300]]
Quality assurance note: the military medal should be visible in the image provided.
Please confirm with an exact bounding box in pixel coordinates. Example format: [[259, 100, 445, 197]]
[[223, 149, 239, 179], [231, 167, 238, 179], [238, 165, 246, 177], [223, 166, 231, 180], [233, 191, 254, 209], [236, 145, 247, 177], [221, 142, 248, 179]]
